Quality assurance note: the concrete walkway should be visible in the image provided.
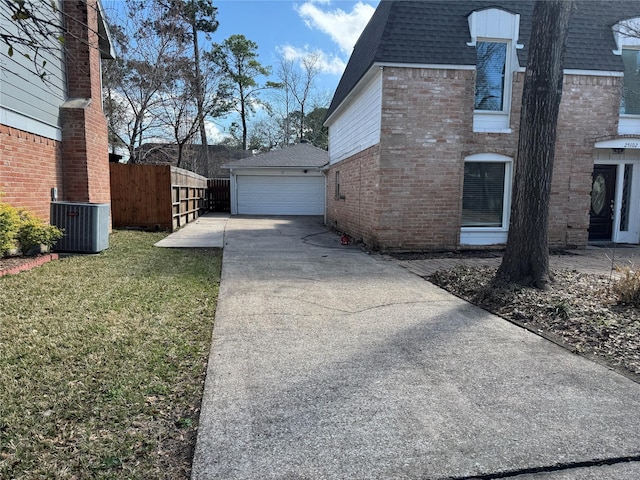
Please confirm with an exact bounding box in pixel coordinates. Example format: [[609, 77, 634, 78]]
[[191, 216, 640, 480], [154, 214, 228, 248]]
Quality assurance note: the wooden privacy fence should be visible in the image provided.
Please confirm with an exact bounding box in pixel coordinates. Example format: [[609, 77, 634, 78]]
[[208, 178, 231, 212], [110, 164, 208, 232]]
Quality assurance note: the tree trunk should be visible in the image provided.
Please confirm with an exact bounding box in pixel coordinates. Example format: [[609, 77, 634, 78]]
[[495, 0, 573, 289], [191, 14, 209, 177]]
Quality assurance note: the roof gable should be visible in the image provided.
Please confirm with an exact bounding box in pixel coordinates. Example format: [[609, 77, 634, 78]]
[[327, 0, 640, 119]]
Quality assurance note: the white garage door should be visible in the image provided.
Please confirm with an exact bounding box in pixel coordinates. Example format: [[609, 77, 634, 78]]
[[237, 175, 325, 215]]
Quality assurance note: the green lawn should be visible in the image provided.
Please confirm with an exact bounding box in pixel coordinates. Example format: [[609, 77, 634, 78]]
[[0, 231, 222, 479]]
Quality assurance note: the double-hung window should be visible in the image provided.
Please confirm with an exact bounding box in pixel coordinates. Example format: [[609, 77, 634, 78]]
[[460, 154, 512, 245], [620, 48, 640, 115], [475, 41, 508, 112], [613, 18, 640, 134], [467, 8, 522, 133]]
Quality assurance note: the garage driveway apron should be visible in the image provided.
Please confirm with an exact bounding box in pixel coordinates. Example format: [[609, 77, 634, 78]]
[[191, 216, 640, 480]]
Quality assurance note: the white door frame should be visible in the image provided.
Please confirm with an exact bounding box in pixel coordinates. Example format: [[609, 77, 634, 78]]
[[593, 145, 640, 243]]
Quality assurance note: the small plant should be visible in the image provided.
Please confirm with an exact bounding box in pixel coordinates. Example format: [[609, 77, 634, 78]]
[[552, 300, 572, 320], [0, 201, 20, 256], [0, 196, 63, 257], [612, 266, 640, 306], [16, 209, 63, 254]]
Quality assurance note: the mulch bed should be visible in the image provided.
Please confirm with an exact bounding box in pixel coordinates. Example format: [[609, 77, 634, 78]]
[[429, 266, 640, 383]]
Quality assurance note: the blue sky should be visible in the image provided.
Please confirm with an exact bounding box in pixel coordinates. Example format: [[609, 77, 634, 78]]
[[214, 1, 379, 92], [102, 0, 379, 143]]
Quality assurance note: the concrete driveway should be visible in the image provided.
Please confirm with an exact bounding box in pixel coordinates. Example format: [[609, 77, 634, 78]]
[[191, 216, 640, 480]]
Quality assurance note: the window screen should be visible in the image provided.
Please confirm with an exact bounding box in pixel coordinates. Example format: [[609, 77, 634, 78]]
[[475, 42, 507, 111], [462, 162, 506, 227], [621, 49, 640, 115]]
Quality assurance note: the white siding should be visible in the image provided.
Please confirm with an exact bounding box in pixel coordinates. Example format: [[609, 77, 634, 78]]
[[0, 1, 66, 139], [328, 69, 382, 164]]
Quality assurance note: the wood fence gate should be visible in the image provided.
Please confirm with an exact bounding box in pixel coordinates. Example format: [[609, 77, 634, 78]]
[[208, 178, 231, 212]]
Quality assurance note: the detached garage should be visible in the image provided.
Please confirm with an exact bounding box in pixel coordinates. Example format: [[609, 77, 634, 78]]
[[224, 143, 328, 216]]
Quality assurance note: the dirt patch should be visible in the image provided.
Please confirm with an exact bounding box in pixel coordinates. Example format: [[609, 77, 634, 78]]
[[429, 266, 640, 382]]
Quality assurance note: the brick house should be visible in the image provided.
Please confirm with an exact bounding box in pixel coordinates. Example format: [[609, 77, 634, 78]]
[[0, 0, 113, 221], [324, 0, 640, 250]]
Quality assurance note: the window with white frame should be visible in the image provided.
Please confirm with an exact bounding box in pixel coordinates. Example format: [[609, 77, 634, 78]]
[[475, 41, 508, 112], [620, 48, 640, 115], [460, 153, 512, 245], [613, 17, 640, 134], [467, 8, 522, 133]]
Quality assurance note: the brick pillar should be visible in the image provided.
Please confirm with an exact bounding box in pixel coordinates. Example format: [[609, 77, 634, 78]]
[[60, 0, 110, 205]]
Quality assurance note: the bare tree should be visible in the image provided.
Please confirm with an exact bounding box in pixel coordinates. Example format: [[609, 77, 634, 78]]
[[496, 0, 574, 289], [103, 1, 187, 163], [291, 53, 320, 141]]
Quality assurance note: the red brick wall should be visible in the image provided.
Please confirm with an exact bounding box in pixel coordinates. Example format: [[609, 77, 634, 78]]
[[60, 0, 110, 205], [0, 0, 110, 224], [327, 66, 622, 251], [0, 126, 63, 221], [326, 145, 380, 246]]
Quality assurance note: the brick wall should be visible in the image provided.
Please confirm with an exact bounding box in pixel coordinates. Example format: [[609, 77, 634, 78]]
[[551, 74, 621, 247], [60, 0, 110, 205], [0, 126, 63, 220], [328, 66, 622, 251], [326, 145, 380, 246], [0, 0, 110, 223]]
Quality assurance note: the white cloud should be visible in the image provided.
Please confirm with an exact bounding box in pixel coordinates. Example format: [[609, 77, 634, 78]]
[[295, 1, 376, 56], [279, 44, 346, 75], [205, 121, 229, 144]]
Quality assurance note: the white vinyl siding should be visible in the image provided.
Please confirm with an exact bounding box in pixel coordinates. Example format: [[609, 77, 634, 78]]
[[0, 0, 66, 139], [328, 69, 382, 164]]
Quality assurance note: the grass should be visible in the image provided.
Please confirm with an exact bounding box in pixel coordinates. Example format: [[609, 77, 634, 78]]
[[0, 231, 222, 479]]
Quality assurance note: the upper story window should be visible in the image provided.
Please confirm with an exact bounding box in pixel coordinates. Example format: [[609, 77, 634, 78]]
[[467, 8, 523, 133], [475, 41, 508, 111], [621, 48, 640, 115], [613, 17, 640, 134]]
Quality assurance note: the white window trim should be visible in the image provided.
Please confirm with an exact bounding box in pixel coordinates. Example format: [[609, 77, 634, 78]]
[[613, 18, 640, 134], [472, 38, 516, 133], [468, 8, 522, 134], [460, 153, 513, 246]]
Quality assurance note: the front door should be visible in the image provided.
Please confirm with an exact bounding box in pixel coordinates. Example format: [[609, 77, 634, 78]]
[[589, 165, 617, 240]]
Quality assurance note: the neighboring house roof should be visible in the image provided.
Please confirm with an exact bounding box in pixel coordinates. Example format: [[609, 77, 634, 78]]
[[223, 143, 329, 169], [135, 143, 251, 177], [327, 0, 640, 119]]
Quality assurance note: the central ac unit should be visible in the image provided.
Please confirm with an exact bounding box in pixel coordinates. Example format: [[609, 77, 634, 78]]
[[51, 202, 110, 253]]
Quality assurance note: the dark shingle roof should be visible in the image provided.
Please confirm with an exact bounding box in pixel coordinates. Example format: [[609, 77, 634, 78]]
[[223, 143, 329, 169], [327, 0, 640, 119]]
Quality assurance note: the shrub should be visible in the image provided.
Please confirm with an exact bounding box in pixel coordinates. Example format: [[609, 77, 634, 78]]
[[0, 198, 63, 257], [0, 202, 20, 256], [612, 266, 640, 306], [16, 209, 63, 254]]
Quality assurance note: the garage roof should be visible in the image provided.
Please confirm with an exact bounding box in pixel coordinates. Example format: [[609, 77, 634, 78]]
[[223, 143, 329, 169]]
